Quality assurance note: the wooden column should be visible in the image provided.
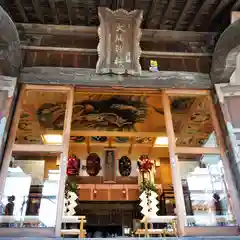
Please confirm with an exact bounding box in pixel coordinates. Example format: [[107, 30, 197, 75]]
[[215, 83, 240, 226], [162, 91, 186, 236], [55, 86, 74, 237], [0, 82, 23, 196], [0, 75, 17, 164]]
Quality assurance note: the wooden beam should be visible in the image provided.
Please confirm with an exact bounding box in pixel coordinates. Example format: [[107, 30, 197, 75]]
[[175, 146, 220, 155], [65, 0, 73, 25], [134, 0, 140, 9], [19, 67, 212, 89], [24, 84, 70, 91], [32, 0, 44, 23], [175, 0, 193, 30], [188, 0, 209, 31], [165, 89, 209, 95], [84, 2, 90, 25], [12, 144, 63, 153], [116, 0, 125, 9], [157, 0, 171, 29], [86, 136, 90, 153], [14, 0, 28, 22], [128, 137, 134, 155], [59, 130, 167, 137], [232, 0, 240, 10], [211, 0, 235, 22], [16, 23, 217, 43], [20, 45, 212, 57], [159, 0, 174, 29], [108, 137, 113, 148], [48, 0, 59, 24], [145, 0, 159, 28]]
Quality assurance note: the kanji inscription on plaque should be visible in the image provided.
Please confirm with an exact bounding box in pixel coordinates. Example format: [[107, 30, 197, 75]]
[[96, 7, 143, 75]]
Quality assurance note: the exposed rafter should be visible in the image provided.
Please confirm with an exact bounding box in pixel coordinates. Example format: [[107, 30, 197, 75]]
[[144, 0, 159, 28], [133, 0, 140, 9], [188, 0, 209, 31], [232, 0, 240, 10], [175, 0, 193, 30], [84, 2, 90, 26], [116, 0, 125, 9], [205, 0, 235, 29], [159, 0, 174, 29], [212, 0, 235, 19], [48, 0, 59, 24], [14, 0, 28, 22], [65, 0, 73, 25], [158, 0, 171, 28], [32, 0, 44, 23], [98, 0, 108, 6]]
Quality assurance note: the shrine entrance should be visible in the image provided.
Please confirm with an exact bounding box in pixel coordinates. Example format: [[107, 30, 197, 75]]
[[0, 85, 237, 237]]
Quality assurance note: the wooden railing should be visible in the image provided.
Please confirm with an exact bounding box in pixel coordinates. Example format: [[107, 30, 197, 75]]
[[61, 216, 86, 238], [135, 216, 178, 237]]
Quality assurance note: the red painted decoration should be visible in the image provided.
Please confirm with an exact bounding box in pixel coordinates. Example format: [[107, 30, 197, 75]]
[[137, 155, 154, 172], [86, 153, 101, 177], [66, 154, 80, 176]]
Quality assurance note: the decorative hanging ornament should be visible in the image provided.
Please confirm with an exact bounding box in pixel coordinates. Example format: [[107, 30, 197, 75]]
[[66, 154, 80, 176], [119, 156, 132, 177], [138, 155, 154, 172], [86, 153, 101, 177], [64, 191, 78, 216]]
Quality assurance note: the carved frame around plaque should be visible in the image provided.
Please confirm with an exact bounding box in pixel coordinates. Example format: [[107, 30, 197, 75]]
[[96, 7, 143, 76]]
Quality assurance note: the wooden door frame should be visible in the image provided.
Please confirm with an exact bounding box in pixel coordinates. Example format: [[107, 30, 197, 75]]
[[215, 83, 240, 226], [163, 88, 240, 235], [0, 84, 74, 237], [0, 84, 239, 237]]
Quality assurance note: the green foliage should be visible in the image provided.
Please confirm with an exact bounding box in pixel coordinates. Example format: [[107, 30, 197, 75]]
[[140, 180, 157, 193], [65, 179, 78, 194]]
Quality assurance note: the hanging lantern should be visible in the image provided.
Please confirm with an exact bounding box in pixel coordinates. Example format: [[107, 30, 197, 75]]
[[66, 154, 80, 176]]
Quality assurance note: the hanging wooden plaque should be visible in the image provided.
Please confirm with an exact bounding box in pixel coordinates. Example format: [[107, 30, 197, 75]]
[[103, 148, 116, 183], [96, 7, 143, 76]]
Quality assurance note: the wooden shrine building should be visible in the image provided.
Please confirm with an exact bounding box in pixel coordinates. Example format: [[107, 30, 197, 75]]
[[1, 0, 240, 238]]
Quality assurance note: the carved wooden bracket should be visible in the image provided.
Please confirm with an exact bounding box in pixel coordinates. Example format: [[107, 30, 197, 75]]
[[96, 7, 143, 76]]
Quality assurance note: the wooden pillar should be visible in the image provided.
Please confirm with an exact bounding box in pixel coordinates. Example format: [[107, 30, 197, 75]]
[[0, 75, 17, 164], [55, 86, 74, 237], [0, 78, 21, 196], [215, 83, 240, 226], [162, 91, 186, 236]]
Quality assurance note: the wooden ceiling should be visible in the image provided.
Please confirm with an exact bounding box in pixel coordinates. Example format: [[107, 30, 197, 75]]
[[15, 90, 214, 153], [1, 0, 239, 33]]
